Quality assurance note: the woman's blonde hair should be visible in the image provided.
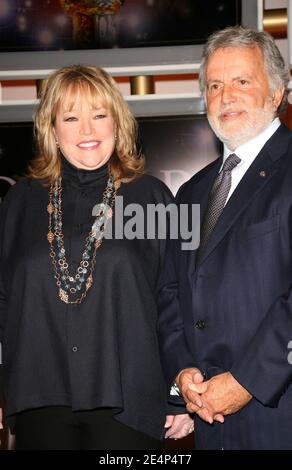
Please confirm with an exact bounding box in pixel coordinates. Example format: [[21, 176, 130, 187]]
[[28, 65, 144, 184]]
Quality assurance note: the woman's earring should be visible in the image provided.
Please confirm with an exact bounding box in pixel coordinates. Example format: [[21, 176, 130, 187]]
[[56, 141, 59, 148]]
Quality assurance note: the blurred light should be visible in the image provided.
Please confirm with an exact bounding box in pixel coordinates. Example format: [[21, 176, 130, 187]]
[[126, 12, 142, 29], [38, 29, 54, 46], [55, 14, 70, 27], [125, 8, 152, 32], [0, 0, 15, 24], [18, 15, 26, 25], [0, 0, 11, 17], [17, 14, 27, 31]]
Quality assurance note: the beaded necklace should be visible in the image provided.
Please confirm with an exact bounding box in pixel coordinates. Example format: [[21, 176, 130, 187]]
[[47, 172, 118, 304]]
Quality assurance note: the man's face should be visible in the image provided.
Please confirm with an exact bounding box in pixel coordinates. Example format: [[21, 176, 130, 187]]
[[205, 45, 284, 150]]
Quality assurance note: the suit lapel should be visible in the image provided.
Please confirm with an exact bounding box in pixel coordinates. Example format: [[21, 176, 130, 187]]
[[197, 124, 291, 267]]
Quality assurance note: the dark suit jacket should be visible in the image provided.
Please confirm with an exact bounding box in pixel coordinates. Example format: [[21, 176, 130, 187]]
[[158, 124, 292, 449]]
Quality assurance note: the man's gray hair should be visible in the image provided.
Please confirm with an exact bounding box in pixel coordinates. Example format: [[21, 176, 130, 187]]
[[199, 26, 290, 110]]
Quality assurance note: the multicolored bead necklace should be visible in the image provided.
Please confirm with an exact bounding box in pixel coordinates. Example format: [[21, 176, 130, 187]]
[[47, 173, 117, 304]]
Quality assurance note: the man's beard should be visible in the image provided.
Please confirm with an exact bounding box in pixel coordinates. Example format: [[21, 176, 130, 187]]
[[207, 99, 276, 150]]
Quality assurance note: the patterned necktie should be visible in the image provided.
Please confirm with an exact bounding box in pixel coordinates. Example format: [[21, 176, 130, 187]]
[[197, 153, 241, 262]]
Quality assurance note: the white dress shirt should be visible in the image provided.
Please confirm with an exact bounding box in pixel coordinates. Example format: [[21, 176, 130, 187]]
[[222, 118, 281, 204]]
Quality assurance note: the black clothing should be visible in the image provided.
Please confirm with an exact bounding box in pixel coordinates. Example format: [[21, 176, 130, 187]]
[[0, 158, 174, 441], [15, 406, 162, 450], [0, 179, 14, 202]]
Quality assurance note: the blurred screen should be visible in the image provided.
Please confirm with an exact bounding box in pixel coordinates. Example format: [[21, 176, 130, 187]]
[[0, 0, 241, 51], [138, 115, 221, 195]]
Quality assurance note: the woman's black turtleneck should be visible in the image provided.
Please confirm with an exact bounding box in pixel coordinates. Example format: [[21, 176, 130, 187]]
[[60, 157, 110, 253], [0, 157, 174, 439], [61, 156, 109, 188]]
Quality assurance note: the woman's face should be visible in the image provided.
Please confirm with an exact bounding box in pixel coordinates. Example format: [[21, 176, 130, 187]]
[[54, 88, 116, 170]]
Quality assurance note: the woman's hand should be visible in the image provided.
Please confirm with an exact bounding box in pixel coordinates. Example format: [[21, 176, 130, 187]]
[[164, 414, 194, 439]]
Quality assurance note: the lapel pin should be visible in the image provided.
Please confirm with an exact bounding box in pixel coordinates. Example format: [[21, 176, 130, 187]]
[[259, 170, 266, 177]]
